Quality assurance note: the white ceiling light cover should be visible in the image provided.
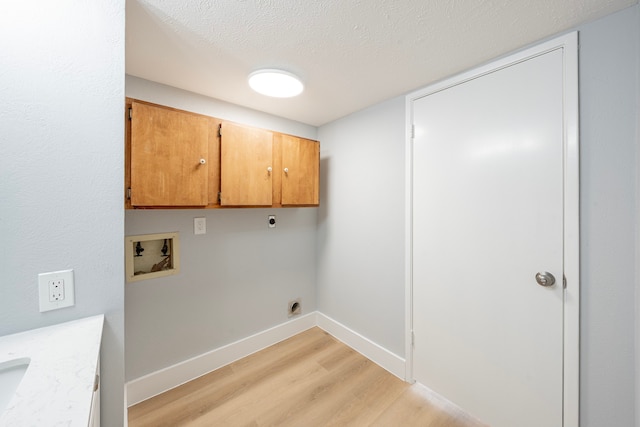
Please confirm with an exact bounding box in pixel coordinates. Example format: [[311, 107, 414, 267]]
[[248, 69, 304, 98]]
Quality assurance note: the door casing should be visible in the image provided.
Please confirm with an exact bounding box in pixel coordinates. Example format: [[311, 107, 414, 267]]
[[404, 32, 579, 427]]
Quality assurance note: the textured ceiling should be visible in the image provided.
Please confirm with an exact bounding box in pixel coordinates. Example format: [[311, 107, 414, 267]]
[[126, 0, 637, 126]]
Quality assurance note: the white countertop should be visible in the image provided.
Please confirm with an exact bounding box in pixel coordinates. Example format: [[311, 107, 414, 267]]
[[0, 315, 104, 427]]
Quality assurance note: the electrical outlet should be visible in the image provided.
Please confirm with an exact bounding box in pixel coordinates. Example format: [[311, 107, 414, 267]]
[[268, 215, 276, 228], [194, 217, 206, 235], [38, 269, 75, 312], [48, 279, 65, 301]]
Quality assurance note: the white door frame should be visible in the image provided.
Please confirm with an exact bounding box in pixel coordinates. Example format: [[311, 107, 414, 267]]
[[404, 32, 579, 427]]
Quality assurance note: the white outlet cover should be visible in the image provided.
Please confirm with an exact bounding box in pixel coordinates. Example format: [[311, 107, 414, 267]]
[[38, 269, 75, 312], [194, 217, 206, 235]]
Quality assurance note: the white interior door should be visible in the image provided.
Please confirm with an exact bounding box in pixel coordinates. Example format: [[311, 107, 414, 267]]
[[411, 48, 566, 427]]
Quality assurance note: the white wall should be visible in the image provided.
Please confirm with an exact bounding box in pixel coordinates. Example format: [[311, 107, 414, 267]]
[[316, 96, 406, 357], [0, 1, 125, 425], [316, 5, 639, 426], [125, 77, 319, 380]]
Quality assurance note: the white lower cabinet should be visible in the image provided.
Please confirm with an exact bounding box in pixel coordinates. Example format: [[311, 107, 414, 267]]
[[88, 357, 100, 427]]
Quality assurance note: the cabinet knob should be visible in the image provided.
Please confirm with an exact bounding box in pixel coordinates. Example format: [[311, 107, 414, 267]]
[[199, 159, 206, 165], [284, 168, 289, 174], [267, 166, 272, 173]]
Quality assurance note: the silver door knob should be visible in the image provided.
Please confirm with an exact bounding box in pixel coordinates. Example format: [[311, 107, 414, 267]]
[[535, 271, 556, 287]]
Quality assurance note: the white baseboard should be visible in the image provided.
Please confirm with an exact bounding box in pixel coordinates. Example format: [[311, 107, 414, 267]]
[[126, 313, 316, 406], [316, 312, 406, 380], [126, 311, 406, 406]]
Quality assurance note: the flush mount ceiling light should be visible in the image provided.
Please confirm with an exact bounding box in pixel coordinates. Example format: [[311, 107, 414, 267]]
[[248, 69, 304, 98]]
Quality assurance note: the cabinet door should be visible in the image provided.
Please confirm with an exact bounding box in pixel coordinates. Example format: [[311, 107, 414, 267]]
[[281, 135, 319, 206], [130, 101, 209, 206], [88, 358, 100, 427], [220, 123, 273, 206]]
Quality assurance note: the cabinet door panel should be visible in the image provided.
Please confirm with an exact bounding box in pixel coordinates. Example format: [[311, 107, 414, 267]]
[[131, 102, 209, 206], [281, 135, 319, 206], [221, 123, 273, 206]]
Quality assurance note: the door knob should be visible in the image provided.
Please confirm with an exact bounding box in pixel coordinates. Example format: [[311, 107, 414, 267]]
[[535, 271, 556, 287]]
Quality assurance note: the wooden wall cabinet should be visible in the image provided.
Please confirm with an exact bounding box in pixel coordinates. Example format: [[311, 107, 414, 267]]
[[220, 122, 274, 206], [126, 100, 220, 208], [278, 134, 320, 206], [126, 99, 319, 209], [219, 123, 320, 207]]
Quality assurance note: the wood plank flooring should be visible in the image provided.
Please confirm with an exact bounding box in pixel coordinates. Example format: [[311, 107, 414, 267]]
[[128, 327, 487, 427]]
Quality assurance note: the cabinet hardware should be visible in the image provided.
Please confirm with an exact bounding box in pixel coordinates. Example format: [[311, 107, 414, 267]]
[[127, 187, 131, 200], [128, 108, 132, 120]]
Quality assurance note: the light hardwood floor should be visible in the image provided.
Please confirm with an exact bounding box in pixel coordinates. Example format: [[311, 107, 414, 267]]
[[128, 327, 487, 427]]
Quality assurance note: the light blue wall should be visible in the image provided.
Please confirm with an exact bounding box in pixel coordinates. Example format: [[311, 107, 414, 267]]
[[578, 6, 638, 426], [316, 5, 639, 426], [0, 1, 125, 425], [316, 96, 406, 357], [124, 77, 319, 380]]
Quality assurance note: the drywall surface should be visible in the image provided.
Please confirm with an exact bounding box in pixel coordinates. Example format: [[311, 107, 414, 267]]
[[578, 6, 638, 427], [125, 78, 318, 380], [0, 1, 125, 426], [316, 96, 406, 357]]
